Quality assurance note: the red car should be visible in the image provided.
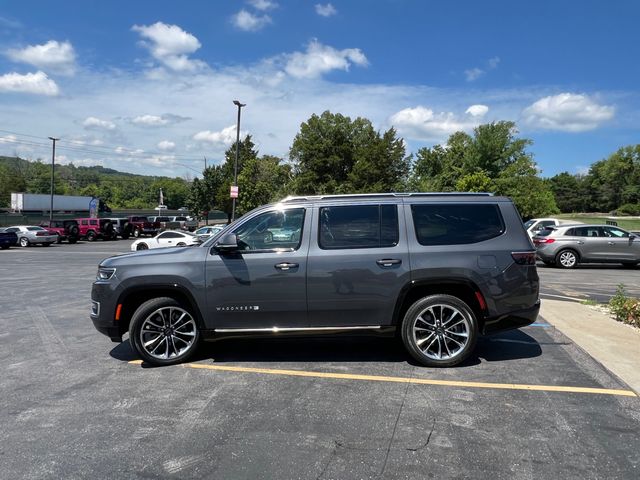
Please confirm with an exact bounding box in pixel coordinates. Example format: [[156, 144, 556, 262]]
[[75, 218, 114, 241], [40, 219, 80, 244]]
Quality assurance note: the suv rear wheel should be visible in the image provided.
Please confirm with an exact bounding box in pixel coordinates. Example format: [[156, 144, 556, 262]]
[[129, 297, 200, 366], [401, 294, 478, 367]]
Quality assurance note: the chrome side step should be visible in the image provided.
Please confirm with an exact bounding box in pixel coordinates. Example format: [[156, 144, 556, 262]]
[[213, 325, 383, 333]]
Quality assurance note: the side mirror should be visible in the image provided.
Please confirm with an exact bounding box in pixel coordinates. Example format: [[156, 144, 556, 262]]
[[214, 233, 239, 252]]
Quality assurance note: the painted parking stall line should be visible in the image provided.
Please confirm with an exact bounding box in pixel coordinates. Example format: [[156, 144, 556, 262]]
[[128, 360, 636, 397]]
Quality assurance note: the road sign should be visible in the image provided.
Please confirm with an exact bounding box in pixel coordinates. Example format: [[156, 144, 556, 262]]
[[230, 185, 239, 198]]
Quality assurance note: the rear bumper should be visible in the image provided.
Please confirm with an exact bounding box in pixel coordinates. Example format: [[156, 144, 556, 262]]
[[482, 300, 540, 335]]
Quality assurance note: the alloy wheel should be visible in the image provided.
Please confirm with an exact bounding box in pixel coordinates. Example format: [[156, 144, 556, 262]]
[[412, 304, 471, 361], [138, 306, 197, 361]]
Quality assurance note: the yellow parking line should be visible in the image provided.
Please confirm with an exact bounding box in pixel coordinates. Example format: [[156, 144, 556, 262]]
[[128, 360, 636, 397]]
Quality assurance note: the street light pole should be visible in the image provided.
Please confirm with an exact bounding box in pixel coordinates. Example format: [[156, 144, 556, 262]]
[[231, 100, 246, 222], [48, 136, 59, 223]]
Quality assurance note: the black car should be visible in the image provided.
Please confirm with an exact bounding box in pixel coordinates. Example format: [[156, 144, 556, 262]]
[[0, 227, 18, 249]]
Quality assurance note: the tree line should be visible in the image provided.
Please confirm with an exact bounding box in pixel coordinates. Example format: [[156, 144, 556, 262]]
[[2, 111, 639, 219], [0, 156, 190, 210]]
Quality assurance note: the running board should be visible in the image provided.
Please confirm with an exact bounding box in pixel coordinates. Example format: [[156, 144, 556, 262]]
[[213, 325, 383, 333]]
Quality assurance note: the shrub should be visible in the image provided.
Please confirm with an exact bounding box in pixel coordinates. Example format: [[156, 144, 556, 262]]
[[609, 284, 640, 328], [616, 203, 640, 216]]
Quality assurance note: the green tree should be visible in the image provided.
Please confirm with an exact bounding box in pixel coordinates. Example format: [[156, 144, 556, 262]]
[[289, 111, 410, 194], [237, 155, 291, 214], [410, 121, 558, 218]]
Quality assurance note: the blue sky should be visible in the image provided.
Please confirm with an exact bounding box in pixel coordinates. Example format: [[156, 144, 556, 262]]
[[0, 0, 638, 178]]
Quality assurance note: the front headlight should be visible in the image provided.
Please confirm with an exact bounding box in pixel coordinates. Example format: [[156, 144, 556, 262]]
[[97, 267, 116, 281]]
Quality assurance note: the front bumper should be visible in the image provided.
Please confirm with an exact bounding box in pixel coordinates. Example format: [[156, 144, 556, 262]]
[[482, 300, 541, 335], [90, 281, 122, 342]]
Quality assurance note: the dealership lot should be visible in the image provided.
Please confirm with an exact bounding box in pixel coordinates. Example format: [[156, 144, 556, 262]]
[[2, 242, 640, 479]]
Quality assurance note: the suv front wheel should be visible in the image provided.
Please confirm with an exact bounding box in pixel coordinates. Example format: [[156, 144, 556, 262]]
[[129, 297, 200, 366], [401, 294, 478, 367]]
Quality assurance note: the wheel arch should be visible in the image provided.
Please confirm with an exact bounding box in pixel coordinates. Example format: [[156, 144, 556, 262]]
[[116, 284, 205, 336], [392, 279, 487, 331]]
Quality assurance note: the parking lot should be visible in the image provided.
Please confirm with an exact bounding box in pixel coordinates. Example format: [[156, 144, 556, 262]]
[[2, 241, 640, 479]]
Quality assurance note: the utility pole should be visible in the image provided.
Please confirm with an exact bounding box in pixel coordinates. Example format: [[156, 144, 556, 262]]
[[231, 100, 246, 222], [48, 137, 59, 223], [204, 156, 207, 170]]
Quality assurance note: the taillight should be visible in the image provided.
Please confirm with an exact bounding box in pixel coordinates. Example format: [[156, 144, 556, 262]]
[[511, 251, 536, 265], [533, 238, 555, 246]]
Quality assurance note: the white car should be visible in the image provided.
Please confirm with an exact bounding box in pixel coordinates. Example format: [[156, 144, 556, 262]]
[[523, 218, 582, 237], [131, 230, 200, 251], [194, 225, 225, 241], [4, 225, 58, 247]]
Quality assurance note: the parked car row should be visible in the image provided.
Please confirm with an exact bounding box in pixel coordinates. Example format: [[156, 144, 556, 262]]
[[532, 224, 640, 268], [1, 215, 211, 249]]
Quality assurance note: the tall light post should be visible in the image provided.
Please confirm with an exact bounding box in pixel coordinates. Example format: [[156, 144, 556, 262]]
[[231, 100, 246, 221], [48, 136, 59, 223]]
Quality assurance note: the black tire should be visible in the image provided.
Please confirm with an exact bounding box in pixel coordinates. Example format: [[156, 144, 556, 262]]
[[19, 237, 29, 247], [136, 243, 148, 250], [176, 242, 186, 247], [86, 230, 96, 242], [56, 237, 62, 244], [401, 294, 478, 367], [133, 228, 141, 238], [128, 297, 200, 366], [43, 242, 52, 247], [69, 225, 80, 238], [0, 245, 9, 250], [555, 249, 579, 269]]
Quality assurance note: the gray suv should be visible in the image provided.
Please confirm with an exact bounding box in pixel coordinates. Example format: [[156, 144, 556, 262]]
[[533, 224, 640, 268], [91, 193, 539, 367]]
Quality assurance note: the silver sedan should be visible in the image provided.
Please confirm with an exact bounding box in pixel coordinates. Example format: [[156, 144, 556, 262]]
[[4, 225, 58, 247]]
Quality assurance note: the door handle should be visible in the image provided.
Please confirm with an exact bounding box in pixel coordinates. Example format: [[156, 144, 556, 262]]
[[376, 259, 402, 267], [275, 262, 299, 271]]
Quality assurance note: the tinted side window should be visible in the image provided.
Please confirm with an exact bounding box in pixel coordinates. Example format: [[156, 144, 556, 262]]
[[573, 227, 600, 237], [232, 208, 305, 252], [603, 227, 629, 238], [319, 205, 399, 249], [411, 204, 505, 246]]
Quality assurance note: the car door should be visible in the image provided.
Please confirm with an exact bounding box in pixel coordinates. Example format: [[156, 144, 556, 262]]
[[306, 203, 410, 327], [601, 226, 637, 261], [569, 226, 605, 260], [203, 206, 309, 329]]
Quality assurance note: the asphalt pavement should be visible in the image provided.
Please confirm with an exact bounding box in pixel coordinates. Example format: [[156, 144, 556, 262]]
[[1, 241, 639, 479]]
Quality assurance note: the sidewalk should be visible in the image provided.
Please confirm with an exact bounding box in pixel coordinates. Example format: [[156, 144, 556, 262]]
[[540, 299, 640, 395]]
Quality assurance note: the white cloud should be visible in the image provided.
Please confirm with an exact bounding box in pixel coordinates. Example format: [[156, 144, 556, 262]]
[[315, 3, 337, 17], [132, 22, 205, 72], [83, 116, 116, 131], [522, 93, 615, 132], [464, 68, 484, 82], [232, 9, 272, 31], [193, 126, 241, 145], [0, 134, 17, 144], [157, 140, 176, 151], [389, 106, 480, 141], [7, 40, 76, 75], [248, 0, 277, 11], [131, 113, 190, 127], [283, 40, 367, 79], [0, 71, 59, 95], [132, 114, 168, 126], [465, 57, 500, 82], [465, 104, 489, 117]]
